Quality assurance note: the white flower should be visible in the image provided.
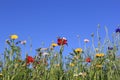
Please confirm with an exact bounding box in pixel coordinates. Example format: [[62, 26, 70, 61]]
[[62, 37, 67, 40], [54, 54, 57, 57], [78, 72, 83, 76], [78, 72, 87, 77], [42, 52, 49, 56], [73, 73, 78, 77], [21, 40, 26, 45], [84, 39, 89, 43]]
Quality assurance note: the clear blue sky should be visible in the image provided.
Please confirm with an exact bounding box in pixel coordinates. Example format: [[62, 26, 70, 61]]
[[0, 0, 120, 58]]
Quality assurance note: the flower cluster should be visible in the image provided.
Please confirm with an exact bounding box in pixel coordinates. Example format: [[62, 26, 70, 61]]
[[0, 27, 120, 80]]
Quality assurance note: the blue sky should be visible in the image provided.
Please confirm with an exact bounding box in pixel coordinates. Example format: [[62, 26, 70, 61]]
[[0, 0, 120, 58]]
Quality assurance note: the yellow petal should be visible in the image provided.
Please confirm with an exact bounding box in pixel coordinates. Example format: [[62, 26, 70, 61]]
[[10, 34, 18, 40]]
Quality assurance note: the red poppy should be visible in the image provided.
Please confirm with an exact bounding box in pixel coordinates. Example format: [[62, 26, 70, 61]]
[[57, 37, 67, 45], [86, 57, 91, 63], [27, 56, 34, 64]]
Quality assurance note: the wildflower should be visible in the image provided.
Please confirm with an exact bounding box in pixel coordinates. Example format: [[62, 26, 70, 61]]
[[51, 43, 58, 47], [0, 73, 3, 77], [75, 48, 83, 53], [96, 53, 104, 57], [79, 72, 87, 77], [10, 34, 18, 40], [54, 54, 57, 57], [57, 37, 67, 46], [21, 40, 26, 45], [115, 27, 120, 33], [96, 64, 102, 68], [55, 64, 60, 67], [42, 52, 49, 56], [27, 56, 34, 64], [14, 63, 19, 68], [78, 72, 83, 75], [73, 73, 79, 77], [108, 47, 113, 50], [69, 62, 75, 67], [84, 39, 90, 43], [86, 57, 91, 62]]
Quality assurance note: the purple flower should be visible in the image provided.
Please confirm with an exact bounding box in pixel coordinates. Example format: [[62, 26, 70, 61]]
[[108, 47, 113, 50], [115, 27, 120, 33]]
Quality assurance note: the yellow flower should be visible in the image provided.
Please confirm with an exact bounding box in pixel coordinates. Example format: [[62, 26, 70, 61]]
[[75, 48, 83, 53], [69, 62, 75, 67], [55, 64, 60, 67], [96, 53, 104, 57], [101, 53, 104, 57], [96, 64, 102, 68], [0, 73, 3, 77], [10, 34, 18, 40], [51, 43, 58, 47], [79, 72, 87, 77], [14, 63, 19, 68]]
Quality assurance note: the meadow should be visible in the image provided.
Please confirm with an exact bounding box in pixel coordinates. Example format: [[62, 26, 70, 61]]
[[0, 27, 120, 80]]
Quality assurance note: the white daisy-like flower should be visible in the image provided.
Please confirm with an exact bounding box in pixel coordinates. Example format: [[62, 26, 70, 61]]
[[62, 37, 67, 40], [42, 52, 49, 56], [21, 40, 27, 45], [84, 39, 89, 43], [73, 73, 79, 77]]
